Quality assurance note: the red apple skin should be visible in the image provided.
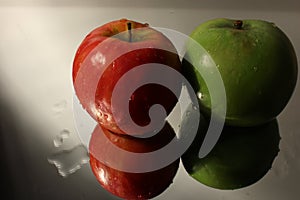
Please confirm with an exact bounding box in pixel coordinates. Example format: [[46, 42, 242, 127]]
[[73, 19, 182, 135], [89, 123, 180, 200]]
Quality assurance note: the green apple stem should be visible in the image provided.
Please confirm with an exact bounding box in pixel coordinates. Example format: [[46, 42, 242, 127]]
[[233, 20, 243, 29], [127, 22, 132, 42]]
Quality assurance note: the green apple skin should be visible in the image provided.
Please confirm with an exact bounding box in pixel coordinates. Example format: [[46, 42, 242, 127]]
[[181, 118, 280, 190], [183, 18, 298, 127]]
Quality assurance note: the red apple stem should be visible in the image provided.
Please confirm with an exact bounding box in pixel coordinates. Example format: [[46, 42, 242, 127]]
[[234, 20, 243, 29], [127, 22, 132, 42]]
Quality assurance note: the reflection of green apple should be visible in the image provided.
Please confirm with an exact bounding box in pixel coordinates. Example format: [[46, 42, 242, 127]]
[[183, 18, 298, 127], [181, 119, 280, 190]]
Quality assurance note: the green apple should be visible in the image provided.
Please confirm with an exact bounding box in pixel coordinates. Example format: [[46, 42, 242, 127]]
[[181, 118, 280, 190], [182, 18, 298, 127]]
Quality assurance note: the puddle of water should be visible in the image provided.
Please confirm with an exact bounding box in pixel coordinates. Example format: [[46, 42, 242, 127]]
[[47, 144, 89, 177]]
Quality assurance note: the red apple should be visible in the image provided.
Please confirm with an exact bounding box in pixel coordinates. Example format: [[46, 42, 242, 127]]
[[89, 123, 180, 200], [73, 19, 182, 135]]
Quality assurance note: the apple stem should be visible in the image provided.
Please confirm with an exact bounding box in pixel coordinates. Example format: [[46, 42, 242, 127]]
[[234, 20, 243, 29], [127, 22, 132, 42]]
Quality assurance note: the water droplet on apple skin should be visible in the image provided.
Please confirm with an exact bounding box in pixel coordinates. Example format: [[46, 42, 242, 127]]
[[113, 138, 119, 143], [197, 92, 204, 100], [252, 39, 259, 47]]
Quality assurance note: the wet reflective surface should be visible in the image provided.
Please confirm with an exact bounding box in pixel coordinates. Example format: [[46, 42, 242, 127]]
[[1, 1, 300, 199]]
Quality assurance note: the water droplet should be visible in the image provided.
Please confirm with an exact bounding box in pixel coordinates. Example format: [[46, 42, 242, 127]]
[[186, 111, 191, 116], [62, 129, 70, 136], [252, 38, 259, 47], [137, 194, 143, 199], [47, 144, 89, 177], [253, 66, 258, 72], [113, 138, 119, 143], [192, 105, 198, 110], [52, 100, 67, 115], [53, 129, 70, 147], [113, 177, 117, 181], [53, 138, 62, 147], [112, 62, 116, 69], [197, 92, 204, 100]]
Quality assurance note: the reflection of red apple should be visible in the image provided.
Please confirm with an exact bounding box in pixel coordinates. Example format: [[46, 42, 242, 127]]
[[89, 123, 179, 200], [73, 19, 181, 135]]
